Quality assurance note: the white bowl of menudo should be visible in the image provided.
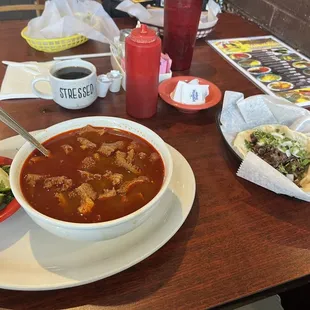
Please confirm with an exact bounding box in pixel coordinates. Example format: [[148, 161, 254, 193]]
[[10, 117, 173, 241]]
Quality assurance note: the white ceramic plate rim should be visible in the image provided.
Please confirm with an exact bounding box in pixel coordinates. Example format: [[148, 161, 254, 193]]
[[0, 130, 196, 291]]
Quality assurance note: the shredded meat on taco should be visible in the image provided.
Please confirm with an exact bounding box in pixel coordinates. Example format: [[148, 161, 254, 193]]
[[234, 125, 310, 190]]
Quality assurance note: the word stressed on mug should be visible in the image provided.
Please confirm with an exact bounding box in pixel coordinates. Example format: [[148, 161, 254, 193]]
[[60, 84, 94, 99]]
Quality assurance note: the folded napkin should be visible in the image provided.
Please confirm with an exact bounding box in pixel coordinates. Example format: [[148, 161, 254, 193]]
[[171, 79, 209, 105], [0, 61, 54, 100], [26, 0, 119, 44], [237, 152, 310, 202], [220, 91, 310, 145]]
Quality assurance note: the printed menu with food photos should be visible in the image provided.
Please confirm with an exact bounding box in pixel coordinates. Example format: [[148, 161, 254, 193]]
[[208, 36, 310, 107]]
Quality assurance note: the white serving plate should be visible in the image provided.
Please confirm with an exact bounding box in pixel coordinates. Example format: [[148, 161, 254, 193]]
[[0, 131, 195, 291]]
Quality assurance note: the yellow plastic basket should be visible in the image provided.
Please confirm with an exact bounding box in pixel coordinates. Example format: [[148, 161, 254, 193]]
[[21, 27, 88, 53]]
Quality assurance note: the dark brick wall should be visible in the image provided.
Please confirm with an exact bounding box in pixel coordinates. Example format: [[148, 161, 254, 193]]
[[226, 0, 310, 56]]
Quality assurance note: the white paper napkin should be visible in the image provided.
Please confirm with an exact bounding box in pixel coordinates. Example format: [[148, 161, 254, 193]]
[[171, 80, 209, 104], [221, 91, 310, 143], [26, 0, 119, 44], [222, 91, 310, 201], [237, 152, 310, 202], [0, 61, 54, 100], [116, 0, 220, 29]]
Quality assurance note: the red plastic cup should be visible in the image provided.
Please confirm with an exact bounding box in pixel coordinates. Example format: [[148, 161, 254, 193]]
[[163, 0, 203, 71]]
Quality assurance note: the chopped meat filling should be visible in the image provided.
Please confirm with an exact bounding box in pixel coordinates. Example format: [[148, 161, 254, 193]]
[[77, 137, 97, 150], [61, 144, 73, 155], [253, 144, 288, 168], [25, 174, 46, 187], [98, 141, 125, 157], [77, 125, 105, 136], [43, 176, 73, 192], [117, 176, 149, 195], [103, 170, 124, 186], [98, 188, 117, 200], [115, 151, 141, 174], [78, 170, 102, 182], [69, 183, 97, 215], [80, 156, 96, 170], [249, 133, 290, 168]]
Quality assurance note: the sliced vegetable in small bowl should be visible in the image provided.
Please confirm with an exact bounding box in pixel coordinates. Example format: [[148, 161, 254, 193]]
[[257, 73, 282, 83], [271, 48, 290, 55], [238, 59, 262, 68], [0, 156, 20, 222], [280, 54, 302, 62], [292, 61, 310, 69], [303, 68, 310, 76], [230, 53, 251, 61], [247, 66, 271, 75], [267, 81, 294, 92]]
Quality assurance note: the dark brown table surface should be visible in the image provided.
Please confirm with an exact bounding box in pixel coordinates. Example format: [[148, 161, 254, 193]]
[[0, 13, 309, 310]]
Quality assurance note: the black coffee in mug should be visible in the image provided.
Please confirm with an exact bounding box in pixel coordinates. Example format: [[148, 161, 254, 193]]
[[32, 59, 97, 110], [54, 66, 92, 80]]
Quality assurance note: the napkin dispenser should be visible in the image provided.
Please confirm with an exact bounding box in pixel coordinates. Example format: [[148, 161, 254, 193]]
[[110, 45, 172, 91]]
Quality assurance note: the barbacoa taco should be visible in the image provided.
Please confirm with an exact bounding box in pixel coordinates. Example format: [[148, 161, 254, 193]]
[[234, 125, 310, 191]]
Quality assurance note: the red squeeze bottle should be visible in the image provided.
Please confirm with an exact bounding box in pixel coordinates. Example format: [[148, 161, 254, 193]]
[[125, 25, 161, 119]]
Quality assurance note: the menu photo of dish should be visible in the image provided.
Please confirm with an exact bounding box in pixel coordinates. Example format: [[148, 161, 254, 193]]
[[208, 36, 310, 107]]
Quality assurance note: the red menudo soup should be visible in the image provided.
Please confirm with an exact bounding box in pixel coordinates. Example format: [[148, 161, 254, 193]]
[[20, 125, 165, 223]]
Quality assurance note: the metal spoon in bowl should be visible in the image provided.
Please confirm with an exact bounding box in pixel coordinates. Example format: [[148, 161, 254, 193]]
[[0, 107, 50, 157]]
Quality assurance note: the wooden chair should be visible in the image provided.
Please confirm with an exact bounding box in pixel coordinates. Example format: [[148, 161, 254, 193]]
[[0, 1, 45, 17], [0, 1, 103, 17]]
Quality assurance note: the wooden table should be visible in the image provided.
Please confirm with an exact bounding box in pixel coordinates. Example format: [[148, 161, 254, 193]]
[[0, 13, 309, 310]]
